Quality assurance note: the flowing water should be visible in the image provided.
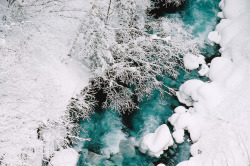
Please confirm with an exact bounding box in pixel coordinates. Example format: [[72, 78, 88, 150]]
[[76, 0, 220, 165]]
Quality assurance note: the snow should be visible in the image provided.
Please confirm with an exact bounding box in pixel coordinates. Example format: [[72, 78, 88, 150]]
[[208, 57, 234, 82], [139, 124, 173, 158], [151, 34, 172, 42], [183, 54, 205, 70], [208, 31, 221, 44], [157, 164, 166, 166], [0, 1, 91, 165], [50, 148, 79, 166], [182, 53, 209, 76], [198, 64, 209, 76], [173, 0, 250, 165], [176, 79, 205, 106], [173, 129, 185, 144], [0, 39, 6, 45], [217, 12, 224, 19], [221, 0, 250, 19]]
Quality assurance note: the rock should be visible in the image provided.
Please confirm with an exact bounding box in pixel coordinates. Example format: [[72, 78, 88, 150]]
[[85, 151, 106, 165], [168, 149, 175, 156], [139, 124, 173, 158], [119, 139, 136, 158], [110, 153, 124, 165], [148, 163, 155, 166], [102, 160, 115, 166], [172, 144, 178, 150]]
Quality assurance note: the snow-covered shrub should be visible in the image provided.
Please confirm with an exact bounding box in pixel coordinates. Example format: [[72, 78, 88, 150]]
[[69, 0, 200, 115]]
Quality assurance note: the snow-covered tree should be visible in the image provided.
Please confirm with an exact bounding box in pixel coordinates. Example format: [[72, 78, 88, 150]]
[[69, 0, 199, 115]]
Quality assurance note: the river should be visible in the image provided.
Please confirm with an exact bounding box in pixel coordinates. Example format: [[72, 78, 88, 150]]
[[76, 0, 220, 165]]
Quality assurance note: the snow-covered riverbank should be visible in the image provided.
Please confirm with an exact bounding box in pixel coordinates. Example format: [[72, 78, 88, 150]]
[[0, 1, 91, 165], [172, 0, 250, 165]]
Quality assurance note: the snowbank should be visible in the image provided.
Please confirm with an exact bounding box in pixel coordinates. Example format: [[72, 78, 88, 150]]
[[173, 0, 250, 165], [50, 149, 79, 166], [0, 1, 91, 165], [139, 124, 173, 158]]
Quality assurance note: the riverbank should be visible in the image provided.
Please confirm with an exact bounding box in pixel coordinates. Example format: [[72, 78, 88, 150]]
[[173, 0, 250, 165], [0, 1, 91, 165]]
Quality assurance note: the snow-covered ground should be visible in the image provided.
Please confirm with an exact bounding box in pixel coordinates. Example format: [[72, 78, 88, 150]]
[[0, 1, 91, 165], [171, 0, 250, 165]]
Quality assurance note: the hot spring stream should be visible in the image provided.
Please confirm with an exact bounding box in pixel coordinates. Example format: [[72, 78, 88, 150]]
[[76, 0, 221, 165]]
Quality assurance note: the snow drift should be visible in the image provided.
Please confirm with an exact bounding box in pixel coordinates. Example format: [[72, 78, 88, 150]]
[[0, 1, 91, 165], [171, 0, 250, 165]]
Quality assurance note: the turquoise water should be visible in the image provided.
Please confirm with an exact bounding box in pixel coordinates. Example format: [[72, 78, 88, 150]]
[[77, 0, 220, 165]]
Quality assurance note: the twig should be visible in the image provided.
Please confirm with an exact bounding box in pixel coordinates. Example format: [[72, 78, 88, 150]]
[[106, 0, 112, 23]]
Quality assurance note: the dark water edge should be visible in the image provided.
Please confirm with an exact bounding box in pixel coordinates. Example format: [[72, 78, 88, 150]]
[[76, 0, 221, 165]]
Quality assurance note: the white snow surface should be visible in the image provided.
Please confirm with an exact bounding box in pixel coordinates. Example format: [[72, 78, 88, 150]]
[[139, 124, 173, 158], [183, 53, 205, 70], [0, 1, 91, 165], [173, 0, 250, 165], [208, 31, 221, 44], [172, 129, 184, 144], [50, 148, 79, 166], [157, 164, 166, 166], [182, 53, 209, 76]]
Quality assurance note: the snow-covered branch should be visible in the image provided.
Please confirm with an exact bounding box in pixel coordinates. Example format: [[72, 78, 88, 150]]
[[69, 0, 199, 114]]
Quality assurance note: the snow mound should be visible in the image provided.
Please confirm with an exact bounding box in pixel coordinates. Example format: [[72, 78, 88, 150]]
[[172, 129, 184, 144], [50, 149, 79, 166], [169, 107, 204, 143], [139, 124, 173, 158], [183, 54, 205, 70], [208, 31, 221, 44], [176, 79, 205, 106]]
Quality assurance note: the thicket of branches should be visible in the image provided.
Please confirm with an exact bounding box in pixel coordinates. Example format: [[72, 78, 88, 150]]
[[68, 0, 199, 119], [153, 0, 185, 7]]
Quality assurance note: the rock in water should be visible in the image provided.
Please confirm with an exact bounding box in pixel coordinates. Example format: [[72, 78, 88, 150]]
[[85, 151, 106, 165], [139, 124, 173, 158], [119, 139, 136, 158], [110, 153, 124, 165]]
